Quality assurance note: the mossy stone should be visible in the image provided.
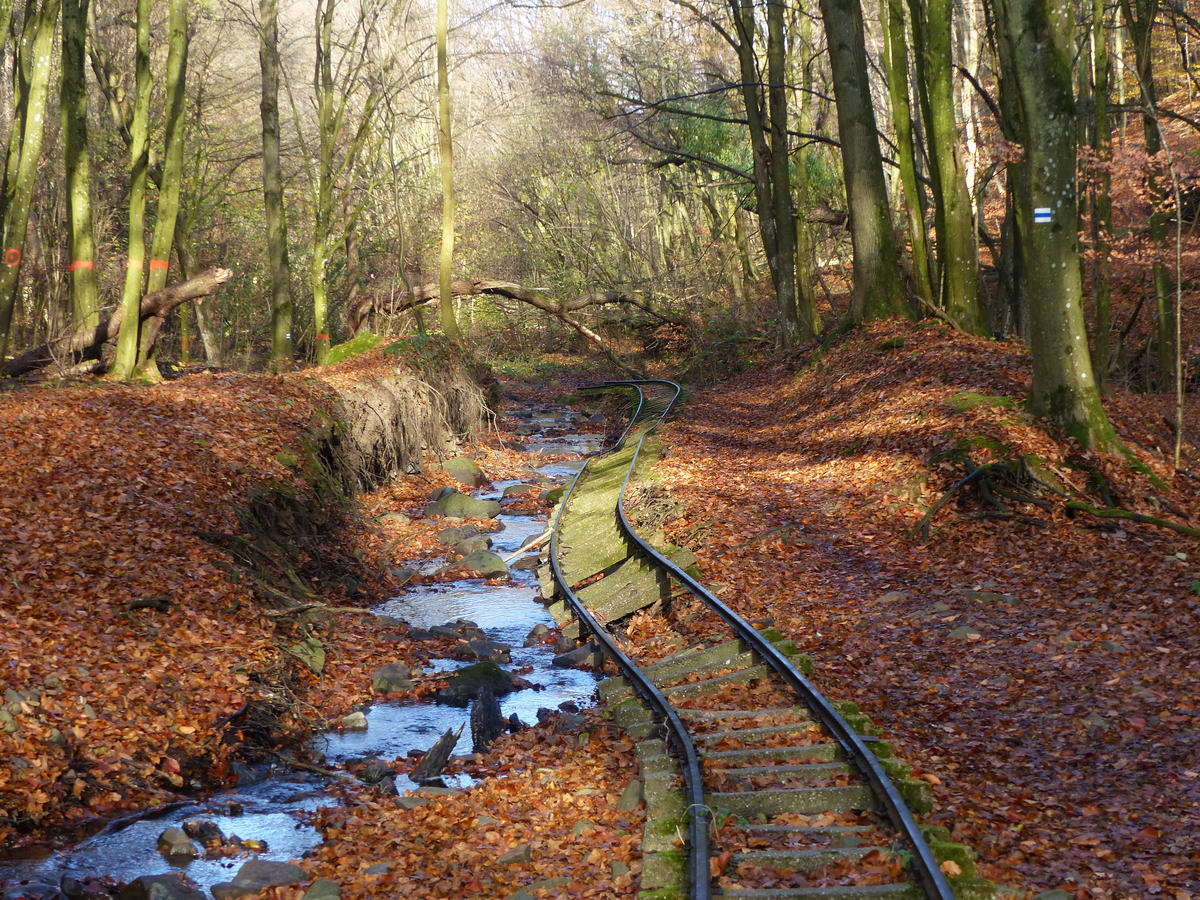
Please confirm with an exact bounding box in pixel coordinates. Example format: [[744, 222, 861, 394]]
[[442, 456, 486, 488], [436, 661, 520, 705], [429, 491, 501, 518], [458, 550, 508, 577]]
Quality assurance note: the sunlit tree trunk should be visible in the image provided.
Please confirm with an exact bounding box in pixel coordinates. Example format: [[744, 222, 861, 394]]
[[881, 0, 935, 310], [0, 0, 61, 357], [259, 0, 292, 367], [909, 0, 984, 332], [436, 0, 462, 341], [312, 0, 335, 363], [136, 0, 189, 378], [994, 0, 1120, 450], [789, 0, 821, 339], [109, 0, 152, 380], [956, 0, 983, 215], [61, 0, 98, 332], [0, 1, 33, 229], [818, 0, 908, 321]]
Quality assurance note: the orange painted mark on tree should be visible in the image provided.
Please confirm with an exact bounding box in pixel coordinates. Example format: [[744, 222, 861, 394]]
[[68, 260, 94, 272], [149, 259, 169, 271], [4, 248, 22, 267], [316, 333, 331, 341]]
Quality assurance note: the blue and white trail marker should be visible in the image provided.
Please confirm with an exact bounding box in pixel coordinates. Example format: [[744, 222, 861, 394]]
[[1034, 207, 1052, 224]]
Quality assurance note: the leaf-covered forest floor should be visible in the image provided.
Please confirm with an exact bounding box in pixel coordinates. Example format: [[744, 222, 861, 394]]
[[0, 345, 557, 851], [0, 342, 649, 899], [651, 320, 1200, 899], [4, 323, 1199, 899]]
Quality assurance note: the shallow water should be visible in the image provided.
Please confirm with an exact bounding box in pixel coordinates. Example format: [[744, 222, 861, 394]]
[[0, 407, 594, 897]]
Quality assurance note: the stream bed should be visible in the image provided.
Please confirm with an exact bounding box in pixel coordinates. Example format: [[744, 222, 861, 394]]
[[0, 404, 602, 899]]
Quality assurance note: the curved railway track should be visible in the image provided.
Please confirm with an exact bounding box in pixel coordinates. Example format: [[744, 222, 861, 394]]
[[544, 380, 961, 900]]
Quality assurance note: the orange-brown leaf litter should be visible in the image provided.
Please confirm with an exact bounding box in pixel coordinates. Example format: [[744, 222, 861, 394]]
[[0, 347, 515, 849], [290, 716, 644, 899], [653, 321, 1200, 899]]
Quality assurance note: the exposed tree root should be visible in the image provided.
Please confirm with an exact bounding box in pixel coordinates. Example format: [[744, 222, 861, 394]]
[[1065, 501, 1200, 538], [917, 454, 1070, 540]]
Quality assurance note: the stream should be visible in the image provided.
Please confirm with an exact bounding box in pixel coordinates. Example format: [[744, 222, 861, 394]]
[[0, 403, 602, 899]]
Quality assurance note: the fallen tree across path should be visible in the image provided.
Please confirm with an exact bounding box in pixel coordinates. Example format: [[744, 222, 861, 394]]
[[348, 277, 692, 373]]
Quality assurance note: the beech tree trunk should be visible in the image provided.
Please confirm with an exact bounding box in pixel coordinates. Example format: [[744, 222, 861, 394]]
[[259, 0, 293, 368], [0, 0, 62, 357], [881, 0, 935, 310], [766, 0, 804, 344], [818, 0, 909, 321], [175, 230, 223, 365], [109, 0, 152, 380], [61, 0, 98, 332], [3, 268, 232, 377], [909, 0, 984, 332], [137, 0, 189, 379], [994, 0, 1120, 450]]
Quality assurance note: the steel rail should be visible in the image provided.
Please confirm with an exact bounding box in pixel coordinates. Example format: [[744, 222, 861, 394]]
[[548, 380, 710, 899], [602, 379, 957, 900]]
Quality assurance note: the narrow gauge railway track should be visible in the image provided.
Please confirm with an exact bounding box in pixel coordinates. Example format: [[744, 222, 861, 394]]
[[545, 380, 960, 900]]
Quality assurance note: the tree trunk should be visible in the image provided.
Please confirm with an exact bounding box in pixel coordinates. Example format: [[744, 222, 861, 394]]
[[733, 203, 754, 323], [767, 0, 805, 344], [792, 0, 823, 339], [0, 1, 35, 230], [436, 0, 462, 342], [1122, 0, 1174, 387], [312, 0, 335, 364], [881, 0, 935, 310], [731, 0, 803, 345], [175, 228, 223, 365], [61, 0, 98, 333], [137, 0, 189, 378], [259, 0, 293, 368], [108, 0, 152, 380], [3, 268, 232, 377], [818, 0, 909, 321], [994, 0, 1120, 450], [1090, 0, 1113, 389], [0, 0, 62, 357], [909, 0, 984, 332]]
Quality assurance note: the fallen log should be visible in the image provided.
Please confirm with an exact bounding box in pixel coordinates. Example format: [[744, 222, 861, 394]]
[[3, 267, 232, 377], [349, 277, 692, 374]]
